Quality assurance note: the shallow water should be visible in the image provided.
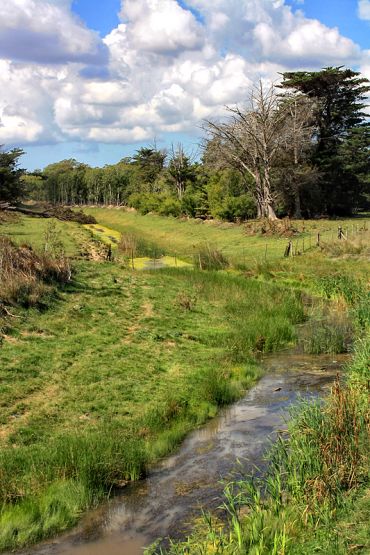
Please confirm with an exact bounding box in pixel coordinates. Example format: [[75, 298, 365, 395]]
[[23, 352, 347, 555]]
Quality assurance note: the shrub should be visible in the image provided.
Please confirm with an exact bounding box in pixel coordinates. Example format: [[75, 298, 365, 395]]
[[214, 194, 256, 222], [127, 193, 162, 215], [158, 197, 182, 217], [118, 232, 165, 258]]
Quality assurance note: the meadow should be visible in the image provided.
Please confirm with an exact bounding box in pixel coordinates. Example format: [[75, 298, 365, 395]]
[[0, 209, 369, 552]]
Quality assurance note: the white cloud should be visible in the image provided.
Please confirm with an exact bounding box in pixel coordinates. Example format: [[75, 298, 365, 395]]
[[120, 0, 205, 54], [0, 0, 107, 64], [0, 0, 368, 149], [358, 0, 370, 20]]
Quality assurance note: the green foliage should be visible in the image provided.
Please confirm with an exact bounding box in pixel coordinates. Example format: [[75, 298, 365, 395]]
[[303, 319, 351, 354], [0, 248, 306, 548], [158, 197, 182, 217], [0, 147, 25, 203], [154, 325, 370, 555], [281, 67, 370, 215], [128, 192, 162, 214]]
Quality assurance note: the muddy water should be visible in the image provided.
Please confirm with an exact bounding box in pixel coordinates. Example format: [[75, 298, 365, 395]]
[[24, 353, 347, 555]]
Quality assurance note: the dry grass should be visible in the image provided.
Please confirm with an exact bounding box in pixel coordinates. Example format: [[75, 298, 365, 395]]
[[0, 237, 71, 310]]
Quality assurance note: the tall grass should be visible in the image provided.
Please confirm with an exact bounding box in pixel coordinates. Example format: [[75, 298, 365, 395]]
[[118, 231, 165, 258], [193, 244, 229, 270], [0, 236, 71, 310]]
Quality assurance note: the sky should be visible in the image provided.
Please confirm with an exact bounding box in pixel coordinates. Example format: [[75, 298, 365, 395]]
[[0, 0, 369, 171]]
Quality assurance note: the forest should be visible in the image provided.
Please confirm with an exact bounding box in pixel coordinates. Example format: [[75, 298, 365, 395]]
[[2, 67, 370, 220]]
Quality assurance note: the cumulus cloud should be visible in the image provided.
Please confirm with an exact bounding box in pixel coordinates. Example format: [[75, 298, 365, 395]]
[[0, 0, 368, 149], [0, 0, 108, 64], [120, 0, 205, 54]]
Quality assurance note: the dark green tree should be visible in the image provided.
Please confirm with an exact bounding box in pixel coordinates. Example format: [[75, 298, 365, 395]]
[[131, 147, 166, 191], [280, 67, 370, 215], [0, 146, 25, 203]]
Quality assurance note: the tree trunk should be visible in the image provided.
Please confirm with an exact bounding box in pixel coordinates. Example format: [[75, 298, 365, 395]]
[[260, 171, 278, 220]]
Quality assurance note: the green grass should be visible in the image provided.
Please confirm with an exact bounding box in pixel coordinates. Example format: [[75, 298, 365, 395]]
[[83, 207, 370, 264], [0, 257, 304, 550], [0, 210, 369, 551]]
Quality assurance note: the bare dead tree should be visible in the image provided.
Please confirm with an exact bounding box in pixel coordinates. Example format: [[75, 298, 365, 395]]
[[203, 80, 312, 220]]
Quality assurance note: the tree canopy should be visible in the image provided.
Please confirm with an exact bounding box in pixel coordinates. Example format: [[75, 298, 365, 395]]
[[2, 67, 369, 220]]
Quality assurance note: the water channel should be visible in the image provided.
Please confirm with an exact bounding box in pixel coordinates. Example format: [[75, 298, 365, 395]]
[[23, 352, 347, 555]]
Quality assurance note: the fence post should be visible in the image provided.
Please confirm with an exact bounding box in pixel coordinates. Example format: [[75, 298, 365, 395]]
[[284, 240, 292, 258], [317, 233, 320, 247]]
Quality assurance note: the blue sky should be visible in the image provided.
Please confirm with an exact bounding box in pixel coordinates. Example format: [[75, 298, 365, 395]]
[[286, 0, 370, 49], [72, 0, 121, 37], [0, 0, 369, 170]]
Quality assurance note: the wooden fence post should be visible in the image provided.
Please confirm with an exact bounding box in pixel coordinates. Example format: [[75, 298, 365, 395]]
[[284, 241, 292, 258]]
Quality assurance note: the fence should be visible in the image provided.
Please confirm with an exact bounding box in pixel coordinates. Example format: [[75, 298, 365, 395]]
[[113, 223, 369, 270]]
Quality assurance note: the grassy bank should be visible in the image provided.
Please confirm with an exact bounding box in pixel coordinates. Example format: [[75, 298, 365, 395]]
[[83, 207, 370, 265], [0, 253, 304, 549], [149, 281, 369, 555]]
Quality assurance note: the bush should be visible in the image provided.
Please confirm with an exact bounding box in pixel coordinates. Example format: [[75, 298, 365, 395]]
[[127, 193, 162, 215], [214, 194, 256, 222], [118, 232, 165, 258], [158, 197, 182, 217]]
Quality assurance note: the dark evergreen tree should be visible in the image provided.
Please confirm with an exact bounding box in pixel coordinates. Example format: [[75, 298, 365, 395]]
[[0, 147, 25, 203], [131, 147, 166, 191], [280, 67, 370, 215]]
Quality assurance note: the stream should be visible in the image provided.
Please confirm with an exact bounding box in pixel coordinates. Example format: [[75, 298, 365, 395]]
[[23, 352, 348, 555]]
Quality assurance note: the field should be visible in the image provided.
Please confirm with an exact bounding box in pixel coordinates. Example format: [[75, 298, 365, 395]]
[[0, 209, 369, 552]]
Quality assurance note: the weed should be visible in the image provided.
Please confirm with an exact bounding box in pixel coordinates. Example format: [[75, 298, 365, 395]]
[[174, 292, 197, 311]]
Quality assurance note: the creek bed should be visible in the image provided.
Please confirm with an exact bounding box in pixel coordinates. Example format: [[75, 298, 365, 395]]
[[22, 352, 348, 555]]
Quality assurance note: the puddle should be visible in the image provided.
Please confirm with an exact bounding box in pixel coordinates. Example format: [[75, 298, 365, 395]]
[[22, 353, 348, 555]]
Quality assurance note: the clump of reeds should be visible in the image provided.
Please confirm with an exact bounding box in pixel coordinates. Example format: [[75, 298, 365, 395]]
[[118, 232, 165, 258], [303, 316, 352, 354], [194, 243, 229, 270]]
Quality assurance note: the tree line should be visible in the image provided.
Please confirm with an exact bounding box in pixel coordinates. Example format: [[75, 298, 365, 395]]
[[1, 67, 370, 221]]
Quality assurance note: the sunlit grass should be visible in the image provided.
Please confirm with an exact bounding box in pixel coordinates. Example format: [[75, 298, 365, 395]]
[[0, 259, 303, 549]]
